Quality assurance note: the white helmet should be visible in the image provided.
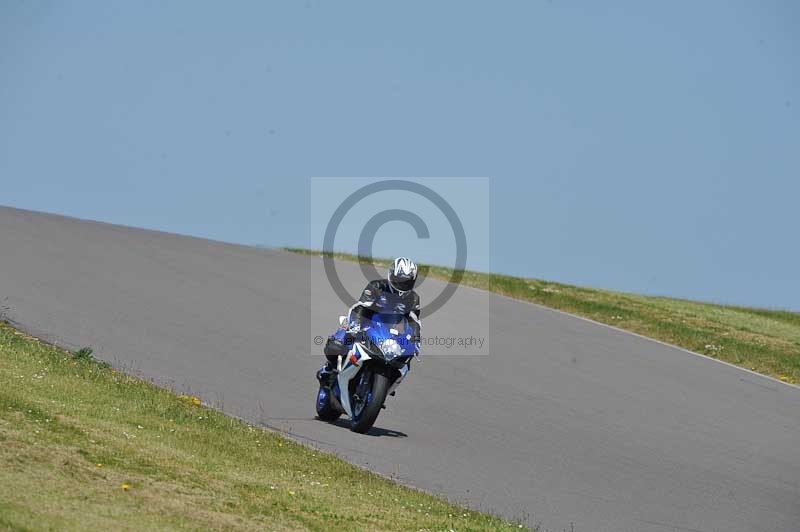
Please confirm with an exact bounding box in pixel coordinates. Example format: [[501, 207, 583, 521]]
[[388, 257, 418, 294]]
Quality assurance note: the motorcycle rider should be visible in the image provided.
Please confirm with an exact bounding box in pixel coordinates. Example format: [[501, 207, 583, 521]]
[[317, 257, 421, 385]]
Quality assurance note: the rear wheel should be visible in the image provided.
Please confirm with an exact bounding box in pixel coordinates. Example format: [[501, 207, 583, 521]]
[[315, 386, 341, 422], [350, 372, 390, 434]]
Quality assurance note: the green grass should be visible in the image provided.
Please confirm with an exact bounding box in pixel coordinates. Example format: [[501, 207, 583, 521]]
[[0, 322, 532, 531], [286, 248, 800, 385]]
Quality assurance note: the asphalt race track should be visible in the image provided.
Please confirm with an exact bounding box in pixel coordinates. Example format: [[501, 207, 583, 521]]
[[2, 206, 799, 532]]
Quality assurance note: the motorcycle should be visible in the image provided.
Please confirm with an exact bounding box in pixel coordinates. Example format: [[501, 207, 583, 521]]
[[315, 311, 419, 433]]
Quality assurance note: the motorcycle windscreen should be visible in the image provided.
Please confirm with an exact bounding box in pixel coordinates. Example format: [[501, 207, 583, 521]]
[[370, 313, 410, 336], [367, 314, 416, 355]]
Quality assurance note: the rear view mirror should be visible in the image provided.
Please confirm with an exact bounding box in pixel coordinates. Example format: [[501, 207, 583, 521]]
[[339, 316, 348, 328]]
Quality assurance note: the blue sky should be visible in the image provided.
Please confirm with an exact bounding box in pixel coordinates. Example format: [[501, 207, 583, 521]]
[[1, 1, 798, 309]]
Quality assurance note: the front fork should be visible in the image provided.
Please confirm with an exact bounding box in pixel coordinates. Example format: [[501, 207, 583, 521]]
[[353, 370, 373, 403]]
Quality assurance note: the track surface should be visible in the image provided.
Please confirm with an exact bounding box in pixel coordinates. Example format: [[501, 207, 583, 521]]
[[2, 206, 799, 532]]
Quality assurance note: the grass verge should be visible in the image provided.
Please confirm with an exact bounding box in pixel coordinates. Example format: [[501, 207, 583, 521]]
[[286, 248, 799, 384], [0, 321, 531, 531]]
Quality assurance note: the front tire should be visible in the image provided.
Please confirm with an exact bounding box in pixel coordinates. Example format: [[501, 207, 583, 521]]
[[350, 373, 389, 434]]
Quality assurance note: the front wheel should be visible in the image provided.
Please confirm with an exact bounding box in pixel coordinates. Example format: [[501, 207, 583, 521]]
[[350, 372, 390, 434]]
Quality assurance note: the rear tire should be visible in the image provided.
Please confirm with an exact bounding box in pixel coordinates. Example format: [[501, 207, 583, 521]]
[[350, 373, 389, 434], [315, 386, 341, 422]]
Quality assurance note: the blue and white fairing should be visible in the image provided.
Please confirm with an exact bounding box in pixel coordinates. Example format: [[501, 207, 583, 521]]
[[333, 313, 418, 418]]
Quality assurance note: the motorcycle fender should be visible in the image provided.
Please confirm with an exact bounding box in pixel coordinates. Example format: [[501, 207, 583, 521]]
[[337, 343, 372, 418]]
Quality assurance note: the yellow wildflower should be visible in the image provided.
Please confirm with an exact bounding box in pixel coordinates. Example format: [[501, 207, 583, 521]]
[[178, 395, 201, 406]]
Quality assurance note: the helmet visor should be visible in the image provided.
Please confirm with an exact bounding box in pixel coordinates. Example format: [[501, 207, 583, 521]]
[[391, 277, 416, 292]]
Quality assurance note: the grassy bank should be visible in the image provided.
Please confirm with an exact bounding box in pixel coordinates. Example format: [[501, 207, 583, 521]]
[[0, 322, 530, 531], [286, 249, 799, 384]]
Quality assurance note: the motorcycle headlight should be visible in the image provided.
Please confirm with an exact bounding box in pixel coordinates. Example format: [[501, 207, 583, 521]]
[[380, 338, 403, 360]]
